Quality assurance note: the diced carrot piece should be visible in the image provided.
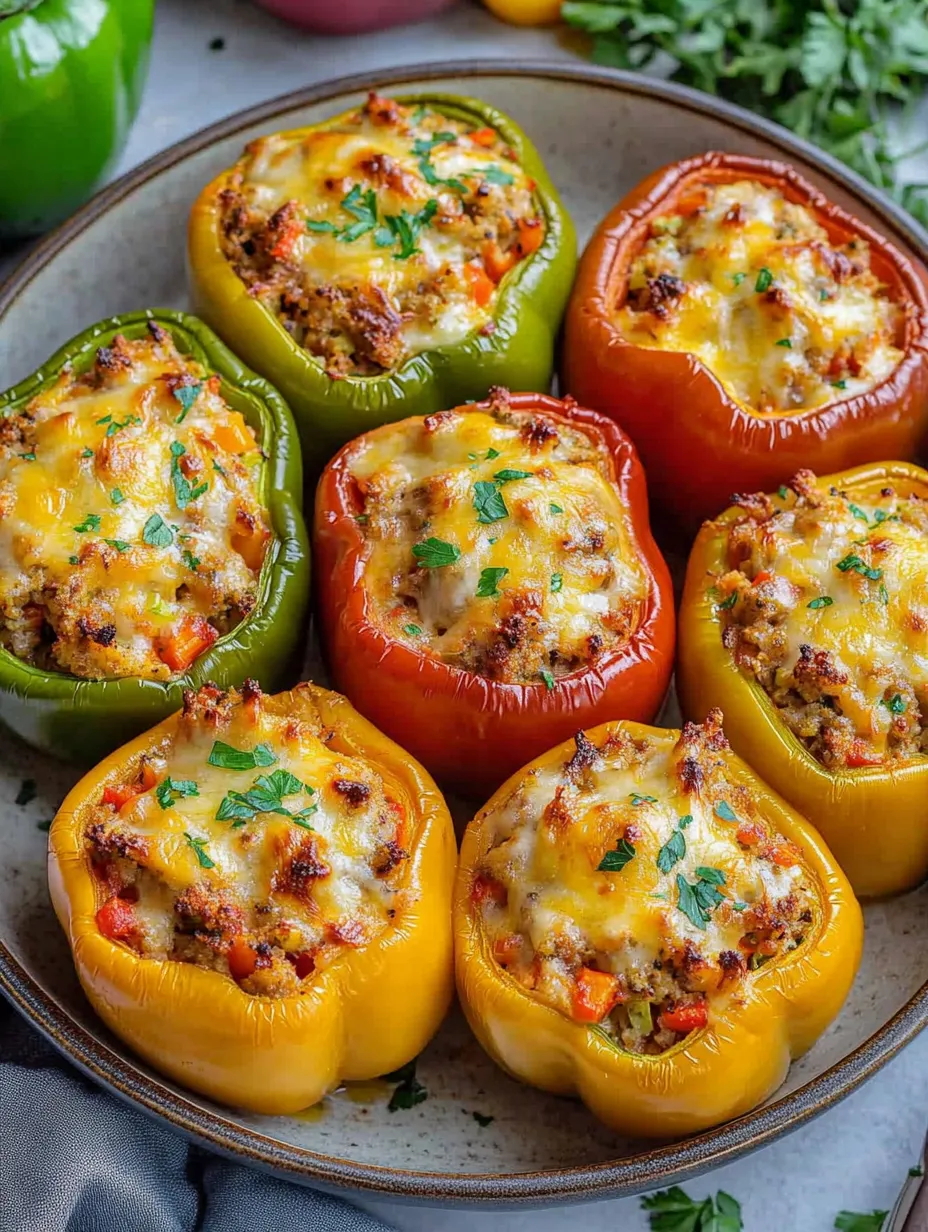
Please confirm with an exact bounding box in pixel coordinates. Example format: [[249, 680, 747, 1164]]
[[516, 217, 544, 258], [96, 895, 137, 941], [471, 874, 507, 907], [770, 843, 800, 869], [658, 999, 708, 1034], [482, 240, 518, 284], [227, 938, 258, 981], [231, 522, 271, 572], [674, 189, 708, 216], [493, 934, 523, 965], [571, 967, 620, 1024], [736, 823, 763, 846], [156, 616, 218, 673], [465, 261, 495, 307], [268, 219, 304, 262], [213, 413, 255, 455], [752, 570, 772, 586], [470, 126, 497, 147]]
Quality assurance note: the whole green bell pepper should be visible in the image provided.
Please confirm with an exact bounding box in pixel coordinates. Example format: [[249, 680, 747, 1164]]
[[0, 0, 153, 239], [187, 92, 577, 470], [0, 310, 310, 764]]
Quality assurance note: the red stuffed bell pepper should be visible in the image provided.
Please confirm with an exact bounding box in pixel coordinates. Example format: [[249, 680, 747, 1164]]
[[314, 388, 674, 798], [563, 151, 928, 530]]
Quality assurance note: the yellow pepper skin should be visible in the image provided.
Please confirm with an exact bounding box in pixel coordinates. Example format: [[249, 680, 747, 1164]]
[[48, 683, 457, 1115], [454, 720, 862, 1139], [481, 0, 562, 24], [677, 462, 928, 899]]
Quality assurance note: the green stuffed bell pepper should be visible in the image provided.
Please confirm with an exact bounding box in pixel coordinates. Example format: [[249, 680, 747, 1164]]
[[0, 310, 309, 763], [188, 91, 576, 469], [0, 0, 154, 238]]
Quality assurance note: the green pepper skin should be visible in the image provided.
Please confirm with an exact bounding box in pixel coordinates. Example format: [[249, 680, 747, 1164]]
[[0, 0, 154, 239], [188, 93, 577, 471], [0, 310, 310, 764]]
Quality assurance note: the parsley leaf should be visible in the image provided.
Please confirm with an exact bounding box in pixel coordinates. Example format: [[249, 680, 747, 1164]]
[[880, 693, 906, 714], [475, 165, 515, 186], [755, 267, 773, 292], [403, 623, 423, 637], [550, 572, 563, 593], [81, 447, 95, 458], [775, 337, 792, 347], [630, 793, 657, 806], [338, 185, 380, 243], [208, 740, 277, 771], [714, 801, 737, 822], [493, 469, 532, 483], [833, 1213, 889, 1232], [476, 566, 508, 598], [549, 502, 564, 514], [597, 837, 636, 872], [184, 832, 215, 869], [142, 513, 173, 548], [836, 553, 882, 581], [473, 480, 509, 523], [73, 513, 101, 534], [173, 382, 203, 423], [540, 668, 556, 690], [641, 1186, 743, 1232], [182, 549, 200, 571], [676, 869, 727, 931], [378, 199, 439, 259], [215, 768, 312, 827], [156, 777, 199, 810], [656, 815, 692, 874], [110, 488, 125, 505], [385, 1059, 428, 1111], [807, 595, 834, 609], [170, 441, 208, 510], [413, 537, 460, 568]]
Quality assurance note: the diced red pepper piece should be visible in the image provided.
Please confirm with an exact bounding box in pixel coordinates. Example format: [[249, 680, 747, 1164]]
[[96, 895, 137, 941], [571, 967, 620, 1023], [658, 999, 708, 1034]]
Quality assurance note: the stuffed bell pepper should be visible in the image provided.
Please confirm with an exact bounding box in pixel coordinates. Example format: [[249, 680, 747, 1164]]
[[313, 387, 675, 798], [0, 311, 309, 763], [678, 462, 928, 899], [563, 151, 928, 529], [188, 91, 576, 469], [48, 679, 456, 1114], [454, 710, 862, 1138]]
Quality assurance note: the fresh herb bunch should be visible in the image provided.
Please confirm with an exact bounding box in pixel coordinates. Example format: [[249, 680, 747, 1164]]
[[561, 0, 928, 225]]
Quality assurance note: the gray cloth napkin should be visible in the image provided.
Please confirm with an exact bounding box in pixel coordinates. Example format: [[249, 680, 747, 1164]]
[[1, 1000, 396, 1232]]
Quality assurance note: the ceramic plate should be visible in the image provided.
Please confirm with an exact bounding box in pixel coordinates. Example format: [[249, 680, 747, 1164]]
[[0, 62, 926, 1208]]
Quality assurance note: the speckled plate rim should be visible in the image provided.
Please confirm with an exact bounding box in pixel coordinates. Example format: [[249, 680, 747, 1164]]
[[0, 59, 926, 1208]]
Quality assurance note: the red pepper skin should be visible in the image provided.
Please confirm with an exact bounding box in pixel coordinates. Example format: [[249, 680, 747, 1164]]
[[313, 392, 675, 799], [562, 151, 928, 532], [659, 1001, 709, 1034]]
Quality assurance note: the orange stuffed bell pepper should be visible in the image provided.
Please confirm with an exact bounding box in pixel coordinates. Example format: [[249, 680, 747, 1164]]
[[313, 387, 674, 799], [48, 679, 456, 1114], [454, 710, 862, 1138], [563, 151, 928, 530], [677, 461, 928, 899]]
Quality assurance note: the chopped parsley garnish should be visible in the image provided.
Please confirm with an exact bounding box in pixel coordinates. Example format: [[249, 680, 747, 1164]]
[[15, 779, 36, 807], [656, 814, 692, 874], [384, 1059, 428, 1111], [81, 447, 95, 458], [413, 537, 461, 568], [173, 382, 203, 423], [212, 459, 226, 477], [754, 266, 773, 292], [68, 555, 79, 565], [182, 549, 200, 571], [73, 513, 101, 533], [337, 185, 380, 243], [475, 165, 514, 185], [472, 1111, 494, 1127], [355, 514, 369, 524], [775, 337, 792, 347], [540, 668, 556, 690], [485, 447, 501, 460], [18, 451, 35, 461], [729, 272, 746, 286], [476, 566, 508, 598], [642, 1187, 742, 1232], [412, 131, 457, 156], [375, 199, 439, 259], [104, 539, 129, 553], [831, 378, 849, 390], [549, 502, 564, 514], [403, 623, 423, 637], [306, 219, 339, 234], [97, 413, 139, 437], [848, 502, 870, 522], [156, 777, 199, 810], [184, 832, 215, 869], [630, 793, 657, 806], [110, 488, 125, 505], [414, 137, 466, 193], [676, 867, 727, 930], [717, 591, 738, 611], [216, 768, 315, 828], [833, 1213, 889, 1232], [714, 801, 737, 822], [170, 441, 208, 510], [777, 485, 789, 499], [493, 469, 531, 483], [550, 572, 563, 593], [597, 837, 636, 872], [807, 595, 834, 609], [836, 553, 882, 581], [473, 480, 509, 524], [208, 739, 277, 771], [880, 693, 907, 714], [142, 513, 173, 548], [878, 583, 890, 605]]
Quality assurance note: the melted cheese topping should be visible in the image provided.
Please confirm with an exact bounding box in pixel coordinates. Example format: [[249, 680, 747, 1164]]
[[86, 685, 411, 998], [0, 326, 270, 680], [717, 470, 928, 767], [614, 179, 903, 413], [349, 402, 648, 684], [220, 93, 542, 375], [474, 714, 815, 1051]]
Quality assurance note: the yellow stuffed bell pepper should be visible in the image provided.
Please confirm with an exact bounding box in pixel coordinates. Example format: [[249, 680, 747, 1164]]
[[454, 711, 862, 1138], [678, 461, 928, 899], [48, 679, 456, 1114]]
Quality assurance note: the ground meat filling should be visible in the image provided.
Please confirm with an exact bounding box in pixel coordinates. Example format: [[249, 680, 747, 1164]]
[[615, 178, 904, 413], [85, 682, 411, 998], [219, 92, 543, 376], [472, 710, 815, 1054], [349, 393, 648, 685], [0, 324, 271, 680], [716, 469, 928, 769]]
